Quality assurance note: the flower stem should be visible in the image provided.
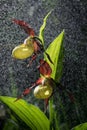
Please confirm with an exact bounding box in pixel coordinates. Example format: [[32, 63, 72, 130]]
[[49, 97, 60, 130]]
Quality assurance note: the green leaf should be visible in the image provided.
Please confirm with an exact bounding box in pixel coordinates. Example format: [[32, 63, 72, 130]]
[[44, 30, 65, 129], [71, 122, 87, 130], [0, 96, 50, 130], [39, 11, 52, 45], [45, 30, 65, 82]]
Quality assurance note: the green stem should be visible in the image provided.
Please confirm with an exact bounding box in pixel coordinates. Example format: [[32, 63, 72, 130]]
[[49, 98, 54, 130], [49, 97, 60, 130]]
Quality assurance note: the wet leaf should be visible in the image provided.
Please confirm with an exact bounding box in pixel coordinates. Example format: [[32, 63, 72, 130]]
[[0, 96, 50, 130], [44, 30, 64, 130], [71, 122, 87, 130], [44, 30, 65, 82], [39, 11, 52, 45]]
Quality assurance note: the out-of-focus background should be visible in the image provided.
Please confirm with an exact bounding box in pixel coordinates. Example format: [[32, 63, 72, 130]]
[[0, 0, 87, 129]]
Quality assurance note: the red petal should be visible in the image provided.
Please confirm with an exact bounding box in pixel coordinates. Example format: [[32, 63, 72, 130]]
[[33, 41, 41, 53], [12, 19, 35, 36], [14, 83, 37, 102], [23, 88, 31, 95], [14, 88, 31, 102], [36, 78, 43, 85], [33, 37, 43, 53], [27, 54, 37, 67], [39, 59, 52, 76]]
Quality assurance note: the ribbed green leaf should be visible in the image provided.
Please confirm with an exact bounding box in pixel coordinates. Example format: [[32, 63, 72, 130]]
[[44, 30, 65, 130], [45, 30, 65, 82], [71, 122, 87, 130], [39, 11, 52, 45], [0, 96, 50, 130]]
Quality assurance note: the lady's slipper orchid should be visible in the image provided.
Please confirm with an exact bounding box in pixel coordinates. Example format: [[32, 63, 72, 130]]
[[12, 19, 53, 65], [15, 59, 55, 101]]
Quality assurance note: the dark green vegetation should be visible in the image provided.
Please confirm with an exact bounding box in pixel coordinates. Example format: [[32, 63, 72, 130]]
[[0, 0, 87, 130]]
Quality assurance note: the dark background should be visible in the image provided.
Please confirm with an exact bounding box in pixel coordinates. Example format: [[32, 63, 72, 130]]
[[0, 0, 87, 129]]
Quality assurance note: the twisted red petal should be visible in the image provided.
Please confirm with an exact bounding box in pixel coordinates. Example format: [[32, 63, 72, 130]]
[[12, 19, 35, 36], [38, 59, 52, 77]]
